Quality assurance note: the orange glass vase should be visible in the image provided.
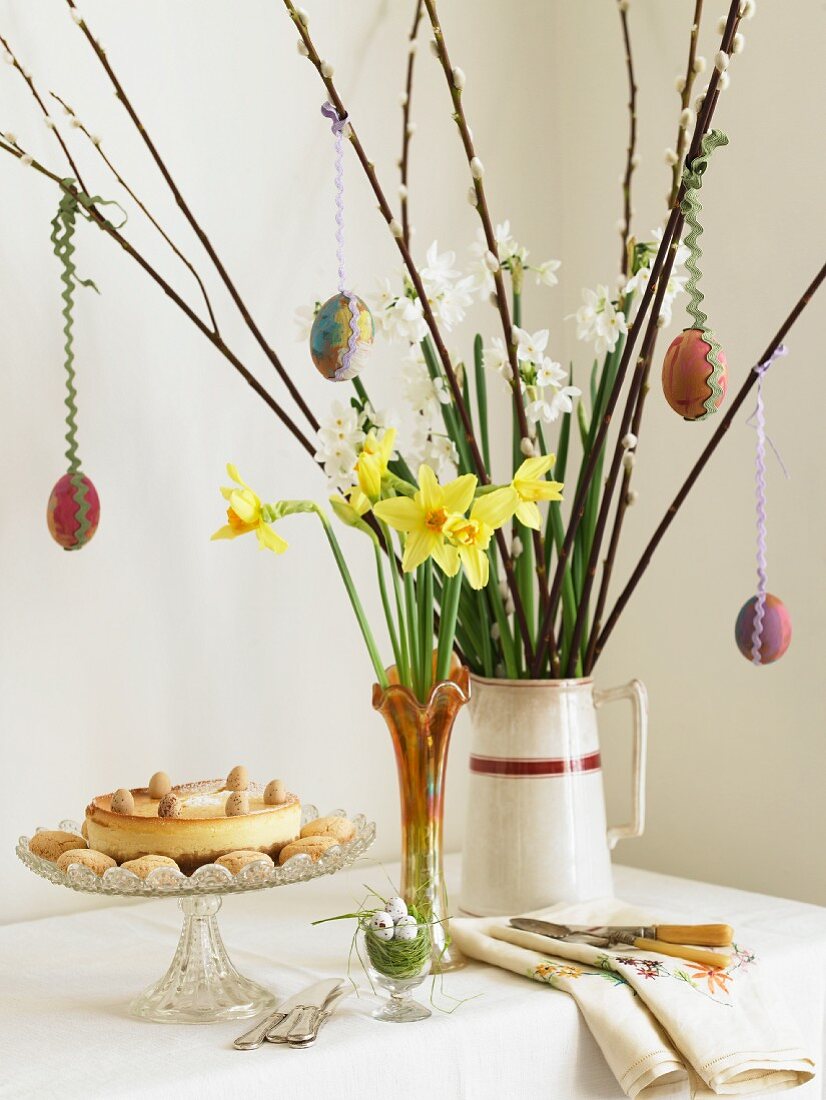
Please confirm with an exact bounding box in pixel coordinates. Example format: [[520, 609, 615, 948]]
[[372, 664, 470, 973]]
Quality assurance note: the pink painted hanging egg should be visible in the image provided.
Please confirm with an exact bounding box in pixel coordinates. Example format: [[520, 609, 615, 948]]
[[47, 472, 100, 550], [734, 593, 791, 665], [662, 327, 728, 420]]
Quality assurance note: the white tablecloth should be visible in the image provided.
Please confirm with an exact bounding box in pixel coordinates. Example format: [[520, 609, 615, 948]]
[[1, 856, 824, 1100]]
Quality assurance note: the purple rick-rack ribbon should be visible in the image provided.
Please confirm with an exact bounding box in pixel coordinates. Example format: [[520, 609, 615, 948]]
[[321, 101, 360, 381], [748, 344, 789, 664]]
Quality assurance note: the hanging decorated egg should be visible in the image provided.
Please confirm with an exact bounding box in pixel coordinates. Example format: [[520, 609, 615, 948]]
[[368, 911, 395, 942], [662, 328, 728, 421], [734, 593, 791, 665], [47, 472, 100, 550], [310, 293, 373, 382]]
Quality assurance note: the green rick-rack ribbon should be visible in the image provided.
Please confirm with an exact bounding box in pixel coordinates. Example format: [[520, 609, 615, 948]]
[[680, 129, 729, 420], [50, 182, 125, 547]]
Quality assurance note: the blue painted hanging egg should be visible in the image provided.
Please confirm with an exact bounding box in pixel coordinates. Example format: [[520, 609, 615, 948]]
[[310, 293, 373, 381]]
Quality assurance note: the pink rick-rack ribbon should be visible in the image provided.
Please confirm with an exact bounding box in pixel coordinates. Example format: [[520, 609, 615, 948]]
[[748, 344, 789, 664], [320, 101, 361, 381]]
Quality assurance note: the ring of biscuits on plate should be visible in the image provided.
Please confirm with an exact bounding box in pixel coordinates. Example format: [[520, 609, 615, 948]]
[[27, 766, 357, 879]]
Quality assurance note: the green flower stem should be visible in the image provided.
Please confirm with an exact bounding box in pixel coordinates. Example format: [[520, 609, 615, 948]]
[[515, 521, 535, 643], [486, 548, 518, 678], [384, 471, 417, 497], [417, 559, 434, 700], [404, 566, 421, 698], [420, 336, 473, 475], [373, 542, 403, 676], [380, 520, 410, 685], [473, 334, 491, 473], [315, 509, 388, 688], [436, 571, 463, 682]]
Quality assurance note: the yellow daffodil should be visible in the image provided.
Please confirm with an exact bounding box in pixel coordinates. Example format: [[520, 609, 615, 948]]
[[446, 487, 518, 589], [329, 487, 376, 540], [374, 463, 476, 576], [511, 454, 564, 529], [356, 428, 396, 499], [211, 464, 288, 554]]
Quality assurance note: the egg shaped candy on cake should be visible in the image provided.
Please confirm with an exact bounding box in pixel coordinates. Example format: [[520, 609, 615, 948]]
[[47, 472, 100, 550], [662, 328, 728, 421], [310, 293, 374, 381], [735, 593, 792, 665]]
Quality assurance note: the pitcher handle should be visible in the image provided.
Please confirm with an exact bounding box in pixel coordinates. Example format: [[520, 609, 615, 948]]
[[594, 679, 648, 851]]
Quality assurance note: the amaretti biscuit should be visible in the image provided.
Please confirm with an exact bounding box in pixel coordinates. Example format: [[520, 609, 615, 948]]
[[300, 815, 356, 844], [29, 830, 87, 863], [120, 855, 180, 879], [215, 850, 275, 875], [278, 835, 339, 865], [56, 849, 116, 876]]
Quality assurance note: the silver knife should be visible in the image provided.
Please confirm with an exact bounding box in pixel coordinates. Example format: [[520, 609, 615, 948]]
[[233, 978, 343, 1050], [509, 918, 733, 948], [286, 986, 352, 1048], [265, 978, 345, 1045]]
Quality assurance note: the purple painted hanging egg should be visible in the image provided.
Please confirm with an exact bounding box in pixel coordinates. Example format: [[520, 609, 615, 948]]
[[47, 472, 100, 550], [734, 593, 791, 665], [662, 327, 728, 421], [310, 293, 374, 381]]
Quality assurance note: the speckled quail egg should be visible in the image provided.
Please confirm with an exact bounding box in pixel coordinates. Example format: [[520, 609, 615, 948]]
[[384, 896, 408, 923], [369, 911, 395, 942], [393, 915, 419, 942]]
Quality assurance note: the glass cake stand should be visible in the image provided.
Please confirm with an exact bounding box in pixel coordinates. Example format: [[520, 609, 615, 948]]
[[17, 805, 375, 1024]]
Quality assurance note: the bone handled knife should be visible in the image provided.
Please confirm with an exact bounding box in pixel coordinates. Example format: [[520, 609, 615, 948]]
[[509, 918, 733, 969]]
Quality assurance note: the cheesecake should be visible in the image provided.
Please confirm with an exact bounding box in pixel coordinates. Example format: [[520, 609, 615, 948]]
[[85, 779, 301, 874]]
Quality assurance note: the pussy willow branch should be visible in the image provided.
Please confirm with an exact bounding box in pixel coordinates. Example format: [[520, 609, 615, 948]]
[[283, 0, 535, 663], [63, 0, 320, 436], [592, 259, 826, 663], [532, 0, 743, 676], [563, 9, 743, 676], [422, 0, 552, 636], [0, 33, 88, 194], [618, 2, 637, 276], [670, 0, 704, 207], [586, 0, 706, 671], [50, 92, 219, 335], [0, 138, 317, 460], [400, 0, 423, 248]]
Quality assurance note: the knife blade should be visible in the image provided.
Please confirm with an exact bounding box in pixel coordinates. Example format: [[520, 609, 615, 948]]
[[233, 978, 343, 1050], [265, 977, 345, 1044], [509, 918, 732, 969]]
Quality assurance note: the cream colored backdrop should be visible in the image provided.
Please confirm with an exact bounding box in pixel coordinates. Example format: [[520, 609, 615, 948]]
[[1, 1, 823, 925]]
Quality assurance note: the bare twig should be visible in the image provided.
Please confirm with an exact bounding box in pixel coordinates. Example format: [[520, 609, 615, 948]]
[[617, 3, 637, 276], [532, 0, 743, 676], [400, 0, 423, 248], [283, 0, 535, 663], [50, 92, 219, 335], [0, 137, 318, 460], [587, 2, 706, 671], [422, 0, 552, 640], [64, 0, 320, 435], [0, 34, 88, 192], [592, 260, 826, 663]]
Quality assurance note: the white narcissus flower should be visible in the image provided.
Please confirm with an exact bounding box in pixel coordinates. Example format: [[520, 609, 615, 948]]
[[513, 325, 550, 365], [421, 241, 460, 290], [432, 274, 475, 332], [369, 278, 429, 344], [536, 357, 566, 388], [484, 335, 512, 382], [534, 258, 561, 287], [527, 386, 582, 425], [468, 220, 524, 297]]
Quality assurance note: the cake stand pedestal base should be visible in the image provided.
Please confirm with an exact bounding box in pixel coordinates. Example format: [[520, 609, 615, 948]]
[[129, 895, 276, 1024]]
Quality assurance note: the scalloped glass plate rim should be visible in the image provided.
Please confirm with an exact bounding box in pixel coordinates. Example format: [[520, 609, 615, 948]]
[[16, 804, 377, 898]]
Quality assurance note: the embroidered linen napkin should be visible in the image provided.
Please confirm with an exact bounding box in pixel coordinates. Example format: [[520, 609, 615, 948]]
[[451, 898, 814, 1098]]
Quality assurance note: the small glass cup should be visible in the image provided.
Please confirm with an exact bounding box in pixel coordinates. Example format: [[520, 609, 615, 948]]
[[360, 921, 432, 1022]]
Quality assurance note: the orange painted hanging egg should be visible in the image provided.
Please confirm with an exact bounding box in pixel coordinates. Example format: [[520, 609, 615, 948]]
[[662, 327, 728, 421]]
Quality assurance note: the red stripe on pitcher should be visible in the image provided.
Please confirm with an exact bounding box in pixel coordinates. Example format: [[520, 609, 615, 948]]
[[469, 751, 602, 777]]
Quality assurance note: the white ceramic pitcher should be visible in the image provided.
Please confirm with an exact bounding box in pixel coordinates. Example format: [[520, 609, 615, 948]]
[[460, 675, 647, 916]]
